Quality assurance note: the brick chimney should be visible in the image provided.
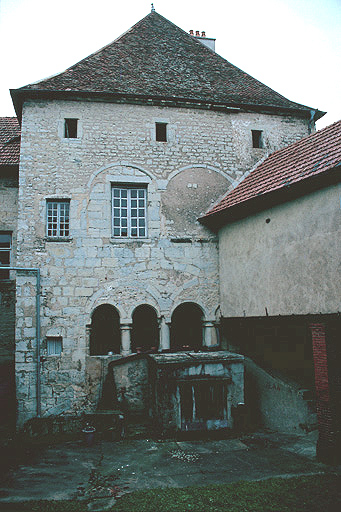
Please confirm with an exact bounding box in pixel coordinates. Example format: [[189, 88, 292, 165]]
[[189, 29, 216, 52]]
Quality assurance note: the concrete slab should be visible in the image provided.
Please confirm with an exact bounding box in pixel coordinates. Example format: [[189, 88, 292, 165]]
[[0, 430, 336, 508]]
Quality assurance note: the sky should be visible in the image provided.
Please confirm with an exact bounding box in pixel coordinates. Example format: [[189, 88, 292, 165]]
[[0, 0, 340, 129]]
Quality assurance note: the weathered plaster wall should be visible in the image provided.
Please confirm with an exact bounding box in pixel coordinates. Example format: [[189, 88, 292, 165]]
[[219, 184, 341, 317], [15, 99, 310, 425]]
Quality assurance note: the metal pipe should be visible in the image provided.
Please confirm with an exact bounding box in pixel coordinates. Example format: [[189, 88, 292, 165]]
[[3, 266, 41, 417]]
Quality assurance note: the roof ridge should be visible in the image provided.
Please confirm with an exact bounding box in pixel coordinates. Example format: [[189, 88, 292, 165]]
[[12, 12, 323, 119]]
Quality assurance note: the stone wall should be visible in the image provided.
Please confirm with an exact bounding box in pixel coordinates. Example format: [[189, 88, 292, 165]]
[[15, 99, 310, 425]]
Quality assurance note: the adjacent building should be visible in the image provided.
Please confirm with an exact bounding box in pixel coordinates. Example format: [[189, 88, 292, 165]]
[[201, 120, 341, 461]]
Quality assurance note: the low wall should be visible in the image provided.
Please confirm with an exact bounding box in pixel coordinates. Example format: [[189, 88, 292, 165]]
[[245, 358, 317, 432]]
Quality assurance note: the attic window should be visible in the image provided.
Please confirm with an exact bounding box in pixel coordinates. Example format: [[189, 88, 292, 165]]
[[155, 122, 167, 142], [252, 130, 263, 148], [64, 118, 78, 138]]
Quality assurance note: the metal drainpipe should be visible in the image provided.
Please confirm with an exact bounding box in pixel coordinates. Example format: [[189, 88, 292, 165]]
[[5, 267, 41, 417]]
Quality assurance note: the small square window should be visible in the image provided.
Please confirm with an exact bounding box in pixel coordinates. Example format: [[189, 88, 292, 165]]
[[46, 200, 70, 238], [64, 118, 78, 138], [155, 122, 167, 142], [252, 130, 263, 148], [47, 337, 63, 355], [0, 232, 11, 280]]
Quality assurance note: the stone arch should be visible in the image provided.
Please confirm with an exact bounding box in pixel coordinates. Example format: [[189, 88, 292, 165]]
[[89, 304, 121, 355], [161, 165, 235, 236], [87, 294, 126, 325], [87, 162, 157, 188], [170, 302, 204, 351], [131, 304, 160, 353], [168, 164, 236, 184]]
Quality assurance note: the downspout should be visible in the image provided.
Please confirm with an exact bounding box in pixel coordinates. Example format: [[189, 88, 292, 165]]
[[308, 109, 316, 134], [5, 267, 41, 417]]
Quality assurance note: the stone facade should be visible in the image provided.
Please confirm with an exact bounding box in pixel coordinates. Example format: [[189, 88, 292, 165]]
[[14, 98, 311, 426]]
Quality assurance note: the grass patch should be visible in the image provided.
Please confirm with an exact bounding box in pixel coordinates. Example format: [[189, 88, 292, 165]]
[[113, 474, 341, 512], [0, 474, 340, 512]]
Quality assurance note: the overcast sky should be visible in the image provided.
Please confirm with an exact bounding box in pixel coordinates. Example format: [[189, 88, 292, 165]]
[[0, 0, 340, 129]]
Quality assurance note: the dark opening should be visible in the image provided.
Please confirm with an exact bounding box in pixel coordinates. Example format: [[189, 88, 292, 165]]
[[90, 304, 121, 355], [0, 232, 11, 280], [64, 118, 78, 138], [170, 302, 203, 351], [131, 304, 159, 352], [180, 381, 228, 426], [155, 122, 167, 142], [252, 130, 263, 148]]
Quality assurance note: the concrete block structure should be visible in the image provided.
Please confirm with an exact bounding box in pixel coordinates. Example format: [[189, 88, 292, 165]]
[[1, 9, 329, 435]]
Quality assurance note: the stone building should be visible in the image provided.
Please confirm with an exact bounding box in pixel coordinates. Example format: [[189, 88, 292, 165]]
[[0, 117, 20, 430], [201, 120, 341, 462], [4, 10, 325, 429]]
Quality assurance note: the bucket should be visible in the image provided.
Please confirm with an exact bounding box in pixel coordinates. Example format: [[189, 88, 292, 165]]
[[82, 425, 96, 446]]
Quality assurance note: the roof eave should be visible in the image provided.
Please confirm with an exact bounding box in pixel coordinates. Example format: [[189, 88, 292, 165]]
[[11, 87, 323, 123], [200, 165, 341, 231]]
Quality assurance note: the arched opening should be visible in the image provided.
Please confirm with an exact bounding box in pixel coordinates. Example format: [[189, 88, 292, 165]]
[[90, 304, 121, 355], [131, 304, 159, 353], [170, 302, 204, 351]]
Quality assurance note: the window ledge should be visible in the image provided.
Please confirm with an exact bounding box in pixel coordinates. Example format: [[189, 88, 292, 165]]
[[45, 237, 73, 243], [109, 237, 151, 244]]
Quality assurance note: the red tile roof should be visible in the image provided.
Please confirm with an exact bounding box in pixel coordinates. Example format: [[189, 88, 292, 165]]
[[203, 120, 341, 221], [0, 117, 20, 166], [11, 12, 324, 120]]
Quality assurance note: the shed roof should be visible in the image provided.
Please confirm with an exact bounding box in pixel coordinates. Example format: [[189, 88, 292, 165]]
[[0, 117, 20, 166], [202, 119, 341, 225], [11, 11, 324, 120]]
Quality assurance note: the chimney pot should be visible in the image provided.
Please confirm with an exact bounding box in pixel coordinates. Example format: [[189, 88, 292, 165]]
[[195, 30, 200, 36], [189, 29, 194, 35], [201, 31, 206, 37]]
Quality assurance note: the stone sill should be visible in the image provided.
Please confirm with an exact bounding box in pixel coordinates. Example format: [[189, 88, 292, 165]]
[[44, 237, 73, 243], [109, 237, 151, 244]]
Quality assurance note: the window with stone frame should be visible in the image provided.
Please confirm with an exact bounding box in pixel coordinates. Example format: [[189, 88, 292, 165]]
[[0, 232, 11, 279], [64, 118, 78, 138], [112, 186, 147, 238], [155, 122, 167, 142], [46, 336, 63, 355], [252, 129, 264, 148], [46, 200, 70, 238]]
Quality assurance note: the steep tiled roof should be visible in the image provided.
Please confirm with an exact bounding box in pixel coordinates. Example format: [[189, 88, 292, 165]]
[[0, 117, 20, 166], [11, 12, 323, 119], [203, 120, 341, 221]]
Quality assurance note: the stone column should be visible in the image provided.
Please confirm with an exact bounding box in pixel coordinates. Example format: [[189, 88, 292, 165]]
[[85, 324, 91, 355], [203, 321, 218, 348], [160, 317, 171, 351], [120, 324, 132, 356]]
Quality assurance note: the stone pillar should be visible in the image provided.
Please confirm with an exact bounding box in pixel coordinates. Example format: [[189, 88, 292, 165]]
[[120, 324, 132, 356], [160, 317, 170, 351], [203, 321, 218, 348], [309, 322, 335, 464], [85, 324, 91, 355]]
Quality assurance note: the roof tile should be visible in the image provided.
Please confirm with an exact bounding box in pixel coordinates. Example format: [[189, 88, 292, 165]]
[[204, 120, 341, 218], [0, 117, 20, 166], [15, 12, 318, 115]]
